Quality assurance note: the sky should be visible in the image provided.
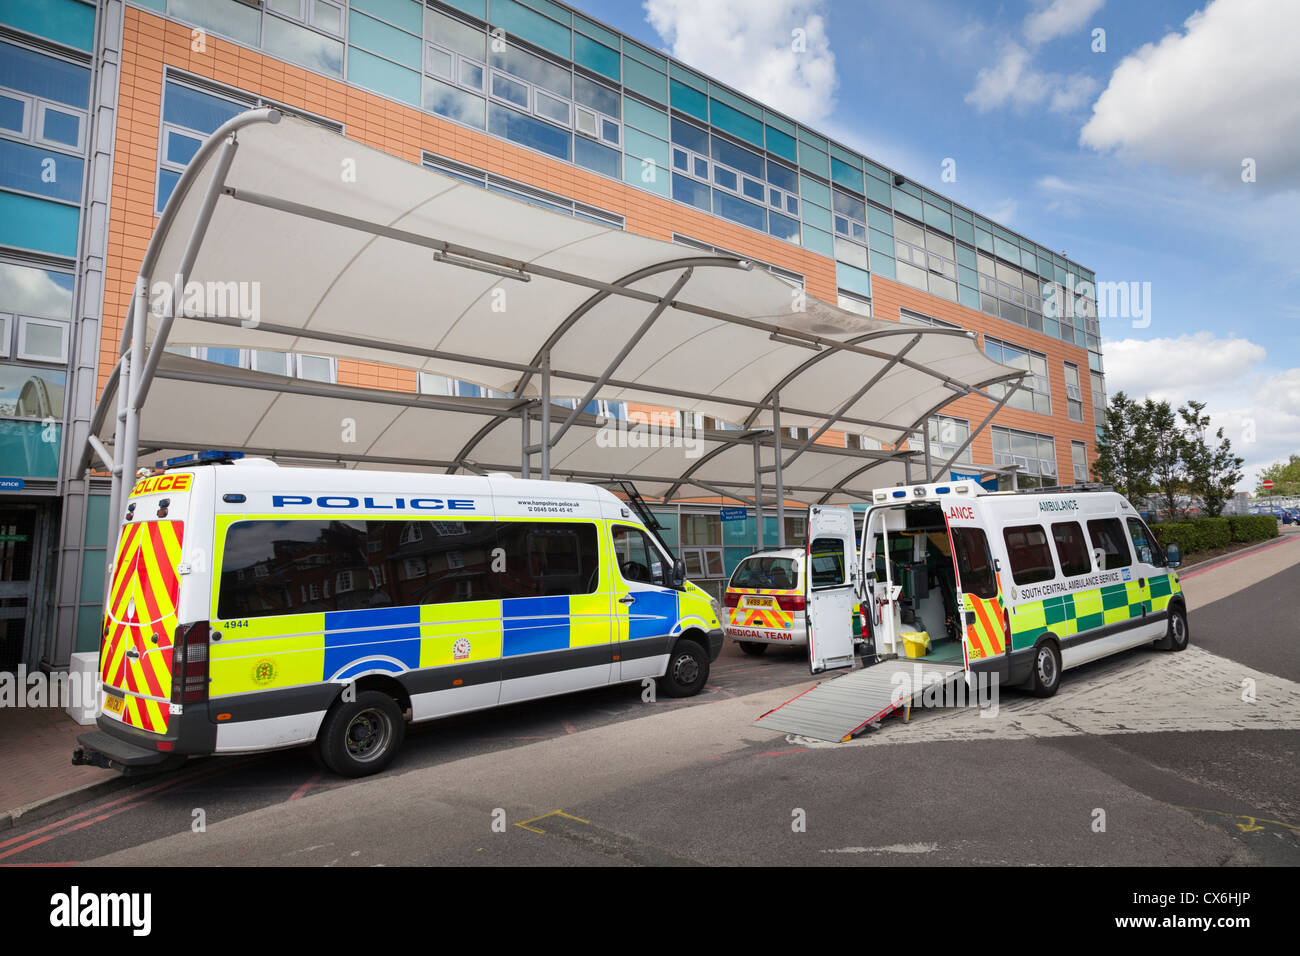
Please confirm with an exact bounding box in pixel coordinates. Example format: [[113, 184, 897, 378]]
[[577, 0, 1300, 491]]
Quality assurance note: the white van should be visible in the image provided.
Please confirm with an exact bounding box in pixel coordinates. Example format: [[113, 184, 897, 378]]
[[803, 480, 1188, 693], [73, 458, 723, 776]]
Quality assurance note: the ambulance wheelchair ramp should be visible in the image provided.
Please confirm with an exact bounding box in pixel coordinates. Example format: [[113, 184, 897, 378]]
[[754, 661, 965, 742]]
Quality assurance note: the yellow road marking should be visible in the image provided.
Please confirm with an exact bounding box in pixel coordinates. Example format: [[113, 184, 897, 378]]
[[513, 810, 591, 834], [1167, 804, 1300, 835]]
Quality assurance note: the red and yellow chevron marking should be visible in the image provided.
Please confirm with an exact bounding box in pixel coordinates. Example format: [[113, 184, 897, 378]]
[[964, 591, 1007, 662], [101, 520, 185, 734], [726, 588, 795, 630]]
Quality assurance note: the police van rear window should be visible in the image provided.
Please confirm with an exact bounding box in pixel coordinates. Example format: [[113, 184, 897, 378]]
[[217, 519, 599, 619]]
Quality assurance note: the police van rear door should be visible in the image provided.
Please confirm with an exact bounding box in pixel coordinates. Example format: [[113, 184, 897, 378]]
[[100, 471, 196, 734], [805, 505, 858, 674]]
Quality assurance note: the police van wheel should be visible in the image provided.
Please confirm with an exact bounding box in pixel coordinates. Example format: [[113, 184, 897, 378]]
[[1159, 606, 1190, 651], [1029, 641, 1061, 698], [739, 641, 768, 656], [660, 640, 710, 698], [317, 691, 405, 777]]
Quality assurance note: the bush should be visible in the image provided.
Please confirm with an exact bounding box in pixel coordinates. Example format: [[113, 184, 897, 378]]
[[1227, 515, 1279, 543], [1151, 517, 1230, 556]]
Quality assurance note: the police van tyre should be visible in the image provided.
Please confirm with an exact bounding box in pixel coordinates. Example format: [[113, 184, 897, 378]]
[[1158, 605, 1190, 652], [317, 690, 406, 777], [1029, 640, 1061, 698], [738, 641, 769, 656], [659, 639, 710, 697]]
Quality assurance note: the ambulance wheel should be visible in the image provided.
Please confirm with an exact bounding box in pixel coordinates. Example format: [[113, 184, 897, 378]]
[[738, 641, 769, 656], [1029, 640, 1061, 698], [659, 639, 710, 698], [1158, 606, 1189, 651], [317, 690, 405, 777]]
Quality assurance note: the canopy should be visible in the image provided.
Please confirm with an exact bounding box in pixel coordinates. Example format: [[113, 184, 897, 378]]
[[86, 108, 1024, 521]]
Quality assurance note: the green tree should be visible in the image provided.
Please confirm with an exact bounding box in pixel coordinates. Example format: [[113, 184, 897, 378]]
[[1179, 400, 1243, 517], [1146, 398, 1188, 518], [1257, 454, 1300, 496], [1091, 391, 1154, 501]]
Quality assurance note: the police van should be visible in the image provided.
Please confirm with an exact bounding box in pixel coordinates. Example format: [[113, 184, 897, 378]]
[[803, 480, 1188, 694], [73, 459, 723, 776]]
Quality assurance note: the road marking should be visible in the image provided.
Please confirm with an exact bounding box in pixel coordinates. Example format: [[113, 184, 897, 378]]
[[781, 646, 1300, 749], [288, 772, 322, 802], [823, 843, 939, 854], [1167, 805, 1300, 837], [513, 809, 591, 834]]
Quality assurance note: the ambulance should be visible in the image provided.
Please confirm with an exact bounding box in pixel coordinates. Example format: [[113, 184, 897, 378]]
[[722, 546, 865, 656], [802, 480, 1188, 693], [72, 458, 723, 777]]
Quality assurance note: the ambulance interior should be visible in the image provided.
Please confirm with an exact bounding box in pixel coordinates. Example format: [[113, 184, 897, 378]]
[[863, 503, 964, 664]]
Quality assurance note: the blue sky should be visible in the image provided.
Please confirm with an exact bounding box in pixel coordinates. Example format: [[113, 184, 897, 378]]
[[578, 0, 1300, 490]]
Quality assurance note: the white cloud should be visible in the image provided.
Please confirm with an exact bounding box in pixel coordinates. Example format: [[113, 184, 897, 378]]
[[1024, 0, 1106, 46], [965, 44, 1097, 115], [1080, 0, 1300, 191], [643, 0, 838, 124], [1102, 331, 1298, 490]]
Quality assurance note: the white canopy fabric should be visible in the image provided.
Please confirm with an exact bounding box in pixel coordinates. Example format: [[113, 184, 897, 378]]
[[92, 353, 954, 505], [88, 108, 1024, 511]]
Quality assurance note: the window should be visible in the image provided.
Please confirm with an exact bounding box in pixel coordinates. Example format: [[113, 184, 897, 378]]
[[0, 42, 90, 156], [1064, 362, 1084, 422], [16, 316, 68, 363], [1051, 521, 1092, 577], [672, 235, 804, 287], [1126, 517, 1163, 567], [730, 554, 796, 590], [1003, 525, 1056, 585], [423, 153, 623, 228], [893, 216, 958, 301], [262, 2, 344, 75], [157, 76, 341, 212], [900, 309, 959, 329], [173, 346, 336, 383], [1087, 518, 1132, 570], [809, 538, 846, 588], [991, 425, 1057, 482], [985, 337, 1052, 416], [1071, 441, 1089, 482], [910, 415, 970, 464], [501, 523, 601, 596], [951, 527, 997, 599], [611, 525, 668, 586]]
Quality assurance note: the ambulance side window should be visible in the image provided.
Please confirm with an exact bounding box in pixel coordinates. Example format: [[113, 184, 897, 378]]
[[1087, 518, 1132, 570], [1125, 517, 1163, 567], [809, 538, 846, 588], [950, 527, 997, 599], [1003, 524, 1057, 585], [1051, 521, 1092, 577]]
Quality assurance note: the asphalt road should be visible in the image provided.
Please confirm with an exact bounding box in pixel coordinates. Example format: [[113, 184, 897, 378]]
[[3, 537, 1297, 866]]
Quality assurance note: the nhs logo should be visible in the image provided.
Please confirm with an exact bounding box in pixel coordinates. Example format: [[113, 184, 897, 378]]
[[1121, 568, 1132, 582]]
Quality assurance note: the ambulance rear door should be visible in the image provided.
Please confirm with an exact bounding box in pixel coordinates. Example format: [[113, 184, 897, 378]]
[[805, 505, 859, 674]]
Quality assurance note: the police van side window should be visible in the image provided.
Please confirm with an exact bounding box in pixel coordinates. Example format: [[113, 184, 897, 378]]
[[611, 525, 667, 586], [1087, 518, 1132, 570], [950, 527, 998, 599], [1125, 517, 1163, 567], [1051, 521, 1092, 577], [1003, 524, 1057, 585], [217, 519, 598, 618]]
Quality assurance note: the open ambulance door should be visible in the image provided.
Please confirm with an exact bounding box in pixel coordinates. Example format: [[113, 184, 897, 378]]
[[805, 505, 859, 674]]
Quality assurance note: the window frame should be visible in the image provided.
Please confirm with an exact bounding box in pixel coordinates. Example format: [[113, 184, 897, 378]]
[[15, 315, 70, 364]]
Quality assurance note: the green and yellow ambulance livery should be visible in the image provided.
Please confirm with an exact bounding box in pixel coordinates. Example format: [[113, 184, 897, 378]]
[[804, 480, 1188, 694]]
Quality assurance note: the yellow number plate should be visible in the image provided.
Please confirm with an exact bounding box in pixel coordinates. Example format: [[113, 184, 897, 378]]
[[103, 694, 124, 715], [744, 596, 775, 608]]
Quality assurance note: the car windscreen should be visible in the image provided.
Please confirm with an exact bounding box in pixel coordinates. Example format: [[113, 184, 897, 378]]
[[729, 556, 797, 590]]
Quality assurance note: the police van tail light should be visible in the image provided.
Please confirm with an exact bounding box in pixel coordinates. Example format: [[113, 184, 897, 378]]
[[723, 591, 740, 607], [175, 621, 210, 704], [777, 594, 806, 612]]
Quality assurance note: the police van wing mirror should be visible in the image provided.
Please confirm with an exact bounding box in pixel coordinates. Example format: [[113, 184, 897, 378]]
[[1165, 543, 1181, 569], [671, 557, 687, 588]]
